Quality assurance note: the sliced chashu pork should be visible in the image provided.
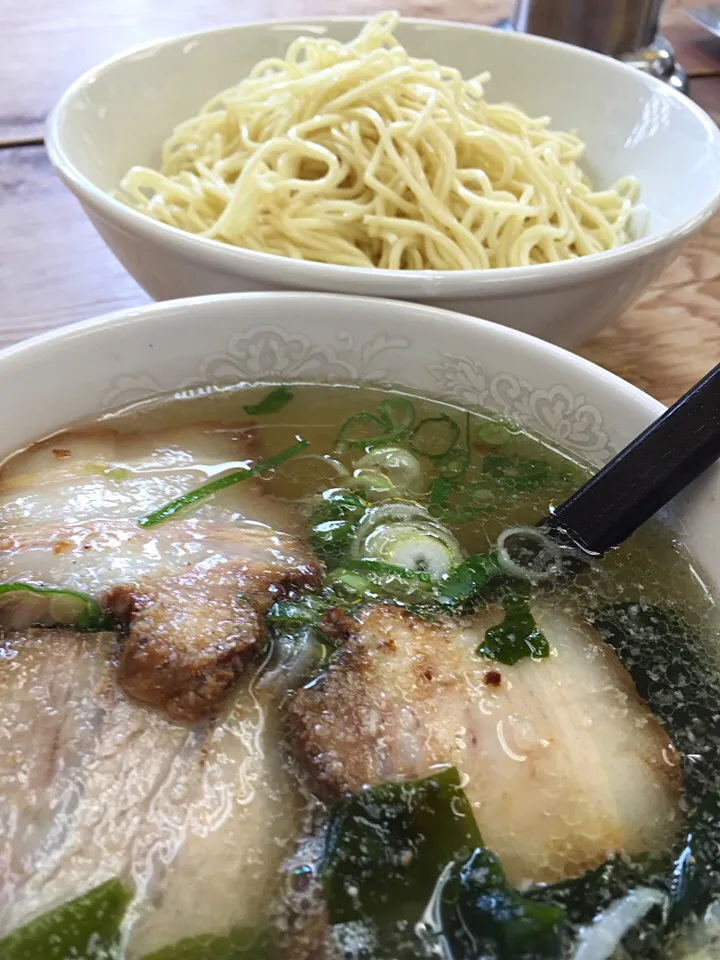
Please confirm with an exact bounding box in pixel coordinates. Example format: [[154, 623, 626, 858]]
[[0, 628, 302, 953], [0, 424, 320, 721], [288, 602, 682, 887]]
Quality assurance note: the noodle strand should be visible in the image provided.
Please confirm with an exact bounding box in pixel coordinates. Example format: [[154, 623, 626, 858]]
[[117, 11, 639, 270]]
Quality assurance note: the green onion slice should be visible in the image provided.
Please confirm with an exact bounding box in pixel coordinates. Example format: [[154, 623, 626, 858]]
[[410, 416, 460, 460], [379, 397, 415, 434], [242, 386, 294, 416], [138, 437, 310, 527], [362, 521, 462, 580], [437, 447, 470, 479], [335, 412, 391, 454], [353, 446, 424, 496], [266, 595, 328, 626], [353, 500, 433, 549], [0, 583, 110, 631], [327, 568, 375, 599], [347, 558, 435, 585], [475, 418, 517, 447], [335, 398, 416, 454]]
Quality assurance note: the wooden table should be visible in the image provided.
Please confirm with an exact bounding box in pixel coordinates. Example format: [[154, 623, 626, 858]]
[[1, 0, 720, 404]]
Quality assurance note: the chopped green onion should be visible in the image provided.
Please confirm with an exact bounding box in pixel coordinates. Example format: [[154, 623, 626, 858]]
[[335, 399, 416, 455], [331, 559, 435, 604], [469, 482, 494, 505], [353, 446, 424, 496], [410, 416, 460, 460], [347, 558, 435, 585], [335, 412, 390, 453], [345, 558, 435, 604], [0, 878, 131, 960], [349, 469, 398, 500], [427, 476, 484, 527], [437, 447, 470, 479], [309, 488, 368, 563], [266, 595, 328, 626], [353, 499, 433, 546], [379, 396, 415, 434], [311, 518, 357, 557], [138, 437, 310, 527], [495, 526, 566, 582], [262, 624, 330, 692], [429, 475, 455, 509], [0, 582, 110, 631], [483, 453, 553, 492], [362, 521, 462, 580], [317, 488, 368, 517], [475, 419, 517, 447], [327, 568, 375, 599], [242, 386, 293, 415]]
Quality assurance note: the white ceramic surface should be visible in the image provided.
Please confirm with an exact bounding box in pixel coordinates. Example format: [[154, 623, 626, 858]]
[[1, 292, 718, 590], [46, 18, 720, 347]]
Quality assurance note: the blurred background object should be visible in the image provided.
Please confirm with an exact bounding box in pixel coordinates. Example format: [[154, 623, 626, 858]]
[[497, 0, 688, 91], [687, 4, 720, 40]]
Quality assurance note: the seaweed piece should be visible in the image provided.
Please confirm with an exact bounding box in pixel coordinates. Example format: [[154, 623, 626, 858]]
[[0, 878, 131, 960]]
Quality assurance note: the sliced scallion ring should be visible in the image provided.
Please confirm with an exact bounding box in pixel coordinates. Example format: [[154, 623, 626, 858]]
[[350, 469, 399, 500], [495, 526, 563, 582], [475, 419, 518, 447], [335, 398, 416, 455], [343, 559, 435, 603], [353, 447, 425, 496], [379, 397, 415, 435], [335, 412, 392, 454], [327, 568, 375, 600], [362, 521, 463, 580], [410, 416, 460, 460], [436, 447, 470, 479], [354, 500, 433, 549], [0, 583, 110, 631]]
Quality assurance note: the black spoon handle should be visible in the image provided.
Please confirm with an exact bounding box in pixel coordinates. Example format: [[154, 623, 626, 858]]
[[543, 363, 720, 556]]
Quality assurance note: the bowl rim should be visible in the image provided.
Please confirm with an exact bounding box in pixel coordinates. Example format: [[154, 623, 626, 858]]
[[46, 15, 720, 296], [0, 289, 667, 419]]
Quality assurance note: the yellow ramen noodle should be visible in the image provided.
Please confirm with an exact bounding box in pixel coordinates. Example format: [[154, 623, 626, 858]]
[[117, 11, 639, 270]]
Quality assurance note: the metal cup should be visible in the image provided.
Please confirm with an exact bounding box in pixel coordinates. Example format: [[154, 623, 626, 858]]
[[511, 0, 666, 57], [499, 0, 687, 92]]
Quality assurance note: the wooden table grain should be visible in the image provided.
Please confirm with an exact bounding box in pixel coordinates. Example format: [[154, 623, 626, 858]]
[[1, 0, 719, 406]]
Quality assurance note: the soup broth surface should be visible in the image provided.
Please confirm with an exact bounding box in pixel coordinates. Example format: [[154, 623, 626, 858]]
[[1, 382, 719, 960]]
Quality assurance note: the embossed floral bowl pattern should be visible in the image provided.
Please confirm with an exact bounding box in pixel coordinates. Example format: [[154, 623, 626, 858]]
[[47, 17, 720, 346], [1, 292, 718, 592]]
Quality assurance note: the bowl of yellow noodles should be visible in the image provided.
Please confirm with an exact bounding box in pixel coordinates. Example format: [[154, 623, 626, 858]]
[[47, 13, 720, 346]]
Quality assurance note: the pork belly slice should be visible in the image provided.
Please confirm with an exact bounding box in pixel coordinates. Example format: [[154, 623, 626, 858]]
[[0, 424, 320, 721], [288, 603, 682, 887], [126, 696, 303, 957], [0, 629, 120, 932], [0, 629, 302, 950]]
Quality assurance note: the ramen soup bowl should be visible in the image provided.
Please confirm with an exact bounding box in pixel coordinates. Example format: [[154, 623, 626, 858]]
[[1, 293, 720, 960], [46, 18, 720, 347]]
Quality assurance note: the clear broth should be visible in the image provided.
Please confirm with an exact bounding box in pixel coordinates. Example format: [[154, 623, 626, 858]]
[[1, 382, 719, 960]]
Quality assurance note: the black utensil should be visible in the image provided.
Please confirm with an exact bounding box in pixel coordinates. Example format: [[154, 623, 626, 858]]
[[541, 363, 720, 558]]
